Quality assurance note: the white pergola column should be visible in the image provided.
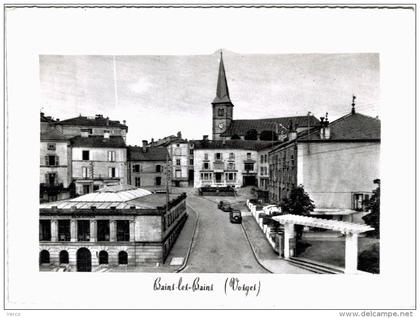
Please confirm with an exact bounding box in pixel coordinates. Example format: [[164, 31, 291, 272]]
[[345, 232, 359, 274], [90, 220, 97, 242], [70, 219, 77, 242], [110, 220, 117, 242], [51, 219, 58, 242], [283, 222, 295, 259]]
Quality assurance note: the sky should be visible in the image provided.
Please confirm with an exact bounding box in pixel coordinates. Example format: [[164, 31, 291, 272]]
[[39, 51, 379, 145]]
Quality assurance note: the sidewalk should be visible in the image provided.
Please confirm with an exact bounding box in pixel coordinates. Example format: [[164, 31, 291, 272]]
[[241, 215, 313, 274]]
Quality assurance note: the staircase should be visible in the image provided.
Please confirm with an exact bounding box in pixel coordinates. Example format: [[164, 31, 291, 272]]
[[287, 257, 345, 274]]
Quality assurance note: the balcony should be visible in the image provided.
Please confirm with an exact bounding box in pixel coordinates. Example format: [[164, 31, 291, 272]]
[[40, 183, 64, 195]]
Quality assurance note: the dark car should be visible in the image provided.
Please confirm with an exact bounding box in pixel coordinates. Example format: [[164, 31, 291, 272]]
[[218, 201, 232, 212], [229, 209, 242, 224]]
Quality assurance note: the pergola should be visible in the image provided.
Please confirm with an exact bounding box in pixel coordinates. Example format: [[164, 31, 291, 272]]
[[272, 214, 374, 274]]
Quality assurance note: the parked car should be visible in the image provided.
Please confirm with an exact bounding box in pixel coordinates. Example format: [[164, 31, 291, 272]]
[[218, 201, 233, 212], [229, 209, 242, 224]]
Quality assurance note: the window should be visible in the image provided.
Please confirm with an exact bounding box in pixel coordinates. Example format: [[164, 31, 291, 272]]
[[227, 163, 235, 170], [156, 165, 161, 173], [135, 177, 141, 187], [155, 177, 162, 186], [190, 149, 194, 155], [118, 251, 128, 265], [82, 150, 90, 161], [81, 128, 92, 134], [204, 153, 209, 160], [260, 155, 264, 163], [93, 185, 100, 191], [83, 185, 90, 194], [244, 163, 254, 171], [108, 167, 117, 178], [39, 220, 51, 241], [229, 153, 235, 160], [116, 220, 130, 241], [175, 170, 181, 178], [133, 164, 140, 173], [247, 153, 251, 159], [47, 143, 56, 151], [260, 167, 264, 175], [203, 162, 209, 169], [39, 250, 50, 264], [58, 220, 70, 241], [59, 250, 69, 264], [82, 166, 88, 178], [77, 220, 90, 241], [227, 173, 236, 181], [218, 108, 225, 117], [46, 155, 58, 166], [215, 153, 222, 160], [97, 220, 110, 241], [176, 159, 181, 166], [108, 151, 116, 162], [190, 159, 194, 165], [99, 251, 109, 265]]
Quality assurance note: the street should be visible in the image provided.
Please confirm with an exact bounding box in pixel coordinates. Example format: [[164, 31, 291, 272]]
[[181, 191, 269, 273]]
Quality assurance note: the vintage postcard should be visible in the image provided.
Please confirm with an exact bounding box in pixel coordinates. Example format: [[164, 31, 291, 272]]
[[3, 3, 417, 315]]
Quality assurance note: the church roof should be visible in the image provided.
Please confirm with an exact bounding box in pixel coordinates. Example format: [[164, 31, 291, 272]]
[[221, 115, 320, 137], [191, 139, 282, 151], [298, 112, 380, 141], [212, 53, 232, 104]]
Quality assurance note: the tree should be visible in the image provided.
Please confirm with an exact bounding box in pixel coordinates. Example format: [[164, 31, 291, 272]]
[[280, 185, 315, 240], [362, 179, 380, 238]]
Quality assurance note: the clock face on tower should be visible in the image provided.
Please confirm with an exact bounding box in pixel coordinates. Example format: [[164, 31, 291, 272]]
[[218, 123, 224, 129]]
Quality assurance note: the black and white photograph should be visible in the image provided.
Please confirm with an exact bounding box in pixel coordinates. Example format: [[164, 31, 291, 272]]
[[3, 3, 417, 313]]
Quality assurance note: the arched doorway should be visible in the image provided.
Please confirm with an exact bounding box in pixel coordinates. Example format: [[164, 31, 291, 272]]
[[59, 250, 69, 264], [76, 248, 91, 272], [99, 251, 108, 265], [39, 250, 50, 264], [118, 251, 128, 265]]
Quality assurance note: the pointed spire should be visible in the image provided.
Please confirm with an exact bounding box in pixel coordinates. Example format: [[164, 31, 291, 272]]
[[213, 51, 232, 104]]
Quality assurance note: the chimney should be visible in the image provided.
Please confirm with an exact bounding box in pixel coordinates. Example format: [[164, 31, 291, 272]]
[[106, 117, 109, 126], [123, 120, 126, 125], [142, 140, 148, 152], [151, 138, 154, 146], [351, 95, 356, 114], [320, 113, 331, 140], [104, 130, 110, 139], [287, 121, 297, 141], [203, 135, 209, 141], [177, 131, 182, 139]]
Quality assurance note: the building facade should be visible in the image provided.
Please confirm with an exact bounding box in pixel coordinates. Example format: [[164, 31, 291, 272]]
[[167, 138, 190, 187], [39, 185, 187, 271], [40, 125, 73, 202], [71, 134, 127, 195], [269, 107, 381, 220], [127, 142, 171, 190], [193, 139, 276, 188]]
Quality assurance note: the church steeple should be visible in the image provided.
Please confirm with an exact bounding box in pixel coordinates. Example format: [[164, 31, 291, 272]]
[[212, 51, 234, 140], [213, 52, 232, 105]]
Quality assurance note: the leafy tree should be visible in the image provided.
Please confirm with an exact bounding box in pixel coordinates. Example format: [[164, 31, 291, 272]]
[[362, 179, 380, 238], [280, 185, 315, 240]]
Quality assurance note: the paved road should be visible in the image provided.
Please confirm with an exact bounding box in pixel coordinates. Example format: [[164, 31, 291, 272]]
[[182, 193, 269, 273]]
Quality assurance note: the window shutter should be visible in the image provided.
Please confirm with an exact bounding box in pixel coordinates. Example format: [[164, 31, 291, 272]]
[[55, 156, 59, 166], [115, 168, 118, 178], [45, 174, 48, 184], [108, 167, 112, 178], [45, 156, 49, 166]]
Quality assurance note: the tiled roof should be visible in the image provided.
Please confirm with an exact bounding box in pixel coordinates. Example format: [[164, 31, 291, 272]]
[[191, 139, 282, 151], [56, 115, 128, 130], [41, 126, 69, 142], [298, 112, 380, 141], [70, 135, 126, 148], [128, 146, 169, 161], [221, 116, 320, 137]]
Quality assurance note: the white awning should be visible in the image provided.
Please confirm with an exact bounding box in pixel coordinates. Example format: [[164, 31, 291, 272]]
[[272, 214, 374, 234]]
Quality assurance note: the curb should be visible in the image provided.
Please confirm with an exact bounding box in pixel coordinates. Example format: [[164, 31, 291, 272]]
[[240, 221, 273, 273], [175, 202, 199, 273]]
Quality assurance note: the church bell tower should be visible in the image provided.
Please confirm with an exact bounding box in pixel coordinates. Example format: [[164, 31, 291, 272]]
[[212, 52, 234, 140]]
